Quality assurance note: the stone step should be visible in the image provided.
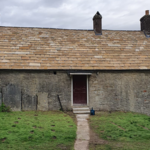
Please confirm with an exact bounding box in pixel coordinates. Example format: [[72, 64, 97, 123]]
[[73, 107, 90, 111], [73, 105, 89, 108], [73, 107, 90, 114], [73, 110, 90, 114]]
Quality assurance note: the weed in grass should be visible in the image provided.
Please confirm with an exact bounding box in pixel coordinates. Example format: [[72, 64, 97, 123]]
[[1, 138, 6, 143], [30, 130, 34, 134], [38, 126, 43, 129], [0, 102, 11, 112], [52, 136, 57, 139], [51, 129, 55, 132], [33, 125, 37, 129]]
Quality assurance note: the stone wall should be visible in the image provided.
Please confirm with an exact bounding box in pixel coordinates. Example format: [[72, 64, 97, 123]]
[[0, 70, 71, 111], [0, 70, 150, 116], [89, 71, 150, 116]]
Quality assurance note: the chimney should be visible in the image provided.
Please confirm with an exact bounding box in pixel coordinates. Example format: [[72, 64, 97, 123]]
[[140, 10, 150, 36], [93, 11, 102, 35]]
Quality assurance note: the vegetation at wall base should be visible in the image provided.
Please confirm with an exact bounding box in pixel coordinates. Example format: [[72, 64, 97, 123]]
[[0, 102, 11, 112], [89, 111, 150, 150], [0, 111, 76, 150]]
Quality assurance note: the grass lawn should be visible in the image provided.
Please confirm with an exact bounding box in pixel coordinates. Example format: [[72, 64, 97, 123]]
[[0, 111, 76, 150], [89, 111, 150, 150]]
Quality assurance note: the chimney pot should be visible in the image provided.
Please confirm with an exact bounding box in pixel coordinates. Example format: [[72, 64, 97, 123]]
[[146, 10, 149, 15]]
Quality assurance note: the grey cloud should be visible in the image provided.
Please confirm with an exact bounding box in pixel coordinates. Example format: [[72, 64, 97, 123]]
[[0, 0, 149, 30], [39, 0, 66, 8]]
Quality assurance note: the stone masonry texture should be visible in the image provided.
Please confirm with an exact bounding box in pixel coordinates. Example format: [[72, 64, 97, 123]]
[[89, 71, 150, 116], [0, 70, 71, 111], [0, 70, 150, 116]]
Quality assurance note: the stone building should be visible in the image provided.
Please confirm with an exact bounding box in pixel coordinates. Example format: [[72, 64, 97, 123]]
[[0, 10, 150, 115]]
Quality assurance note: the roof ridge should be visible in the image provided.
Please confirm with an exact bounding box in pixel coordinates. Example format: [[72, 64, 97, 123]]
[[0, 26, 141, 32]]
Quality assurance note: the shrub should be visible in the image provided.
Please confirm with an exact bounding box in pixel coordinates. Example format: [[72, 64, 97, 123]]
[[0, 102, 11, 112]]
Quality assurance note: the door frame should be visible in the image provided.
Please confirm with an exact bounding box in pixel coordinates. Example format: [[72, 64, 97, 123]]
[[70, 73, 91, 106]]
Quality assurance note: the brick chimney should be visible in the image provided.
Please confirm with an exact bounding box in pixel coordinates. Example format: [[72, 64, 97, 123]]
[[93, 11, 102, 35], [140, 10, 150, 36]]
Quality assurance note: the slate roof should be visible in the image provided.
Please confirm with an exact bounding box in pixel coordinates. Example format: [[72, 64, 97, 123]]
[[0, 26, 150, 70]]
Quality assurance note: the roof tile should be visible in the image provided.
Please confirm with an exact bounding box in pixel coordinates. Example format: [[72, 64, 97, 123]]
[[0, 27, 150, 70]]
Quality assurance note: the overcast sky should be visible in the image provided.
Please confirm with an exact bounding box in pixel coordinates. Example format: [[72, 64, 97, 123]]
[[0, 0, 149, 30]]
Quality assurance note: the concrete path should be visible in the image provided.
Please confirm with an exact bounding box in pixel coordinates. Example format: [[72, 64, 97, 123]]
[[74, 114, 90, 150]]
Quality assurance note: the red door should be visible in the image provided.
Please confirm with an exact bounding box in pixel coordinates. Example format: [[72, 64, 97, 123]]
[[73, 75, 87, 104]]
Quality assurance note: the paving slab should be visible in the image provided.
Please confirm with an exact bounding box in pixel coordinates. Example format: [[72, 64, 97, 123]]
[[74, 114, 90, 150], [74, 140, 89, 150]]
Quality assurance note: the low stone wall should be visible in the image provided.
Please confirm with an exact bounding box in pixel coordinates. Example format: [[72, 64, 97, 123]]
[[89, 71, 150, 116], [0, 70, 150, 116]]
